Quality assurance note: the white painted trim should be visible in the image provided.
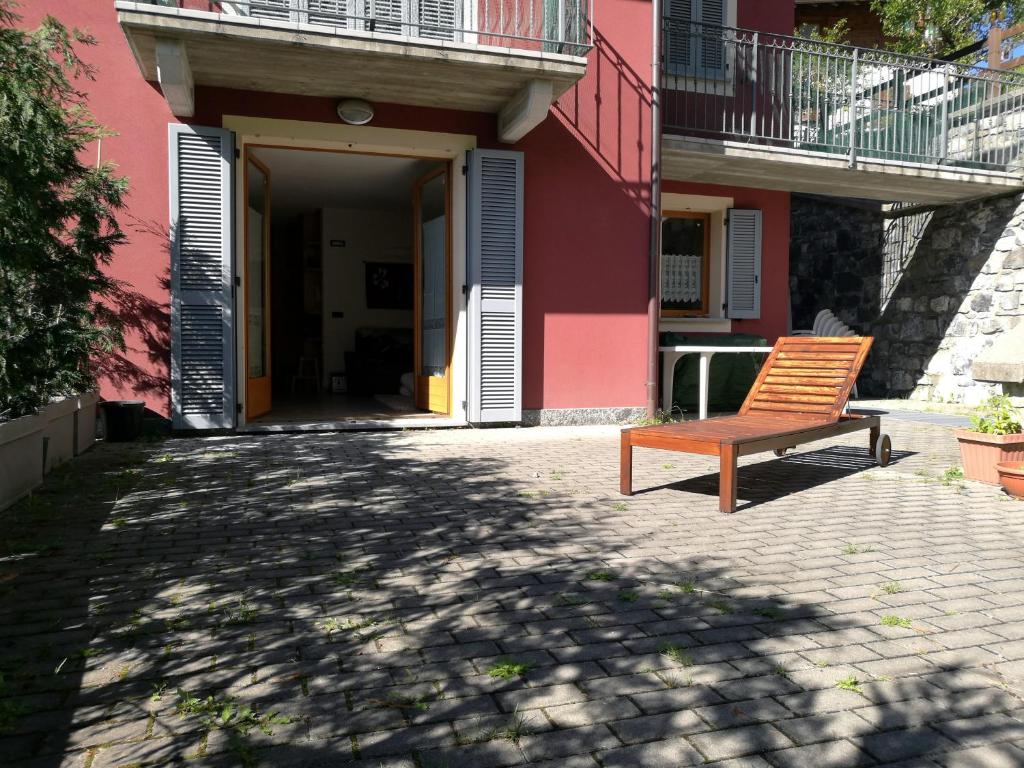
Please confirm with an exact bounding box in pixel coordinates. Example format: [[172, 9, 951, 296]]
[[661, 192, 733, 213], [227, 117, 475, 428], [660, 192, 733, 328]]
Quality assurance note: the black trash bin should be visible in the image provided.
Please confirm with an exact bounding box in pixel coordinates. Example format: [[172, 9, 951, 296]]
[[99, 400, 145, 442]]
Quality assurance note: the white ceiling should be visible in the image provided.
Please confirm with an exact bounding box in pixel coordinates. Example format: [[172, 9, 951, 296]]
[[250, 147, 440, 214]]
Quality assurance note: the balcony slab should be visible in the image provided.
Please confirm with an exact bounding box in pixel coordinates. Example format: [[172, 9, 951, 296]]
[[116, 1, 587, 114], [662, 135, 1024, 204]]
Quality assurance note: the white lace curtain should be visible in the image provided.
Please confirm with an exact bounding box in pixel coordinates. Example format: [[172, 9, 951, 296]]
[[662, 253, 701, 303]]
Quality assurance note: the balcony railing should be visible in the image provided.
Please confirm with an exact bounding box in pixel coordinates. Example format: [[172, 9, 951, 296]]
[[148, 0, 593, 56], [661, 20, 1024, 173]]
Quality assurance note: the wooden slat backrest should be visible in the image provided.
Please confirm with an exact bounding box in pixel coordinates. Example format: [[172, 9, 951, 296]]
[[738, 336, 873, 422]]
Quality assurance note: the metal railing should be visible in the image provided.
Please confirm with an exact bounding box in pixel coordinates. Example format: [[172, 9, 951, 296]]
[[148, 0, 592, 56], [661, 20, 1024, 173]]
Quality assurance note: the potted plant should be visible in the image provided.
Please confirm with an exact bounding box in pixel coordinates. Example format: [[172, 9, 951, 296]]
[[953, 395, 1024, 485]]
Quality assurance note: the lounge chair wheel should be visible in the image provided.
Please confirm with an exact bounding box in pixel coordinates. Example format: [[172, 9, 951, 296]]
[[773, 448, 789, 457], [874, 433, 892, 467]]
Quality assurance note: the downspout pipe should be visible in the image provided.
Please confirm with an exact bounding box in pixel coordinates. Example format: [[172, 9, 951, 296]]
[[646, 0, 663, 417]]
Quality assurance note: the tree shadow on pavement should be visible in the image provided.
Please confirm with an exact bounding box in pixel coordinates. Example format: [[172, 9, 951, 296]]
[[0, 429, 1021, 768]]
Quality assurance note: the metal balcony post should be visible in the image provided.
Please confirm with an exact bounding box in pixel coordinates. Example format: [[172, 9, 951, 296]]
[[939, 64, 950, 163], [750, 32, 758, 137], [849, 47, 858, 168]]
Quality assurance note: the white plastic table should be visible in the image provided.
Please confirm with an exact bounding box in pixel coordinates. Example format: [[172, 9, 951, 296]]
[[660, 345, 772, 420]]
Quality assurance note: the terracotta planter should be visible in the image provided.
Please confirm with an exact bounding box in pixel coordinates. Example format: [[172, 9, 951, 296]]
[[954, 429, 1024, 485], [997, 462, 1024, 499]]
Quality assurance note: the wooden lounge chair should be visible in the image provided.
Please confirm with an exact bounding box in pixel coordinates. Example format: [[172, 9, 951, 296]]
[[620, 336, 891, 513]]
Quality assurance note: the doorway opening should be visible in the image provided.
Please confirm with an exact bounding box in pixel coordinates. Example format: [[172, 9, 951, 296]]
[[242, 146, 454, 428]]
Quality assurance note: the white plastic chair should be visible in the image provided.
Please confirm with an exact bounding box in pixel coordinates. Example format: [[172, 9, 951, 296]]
[[793, 309, 835, 336]]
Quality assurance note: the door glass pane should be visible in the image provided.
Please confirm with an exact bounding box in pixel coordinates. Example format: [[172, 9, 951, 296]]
[[420, 172, 447, 378], [661, 216, 706, 315], [247, 161, 268, 379]]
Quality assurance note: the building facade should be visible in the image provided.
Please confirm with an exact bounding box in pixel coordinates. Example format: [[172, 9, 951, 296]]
[[24, 1, 1024, 429]]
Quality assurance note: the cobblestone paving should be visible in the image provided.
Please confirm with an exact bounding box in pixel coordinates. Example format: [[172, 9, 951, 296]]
[[1, 420, 1024, 768]]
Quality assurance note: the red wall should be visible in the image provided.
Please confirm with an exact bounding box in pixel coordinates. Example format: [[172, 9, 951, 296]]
[[662, 180, 791, 344], [26, 0, 792, 418], [28, 0, 655, 416], [22, 2, 178, 415], [738, 0, 795, 34]]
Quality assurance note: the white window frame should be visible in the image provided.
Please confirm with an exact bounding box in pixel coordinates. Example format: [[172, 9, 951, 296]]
[[659, 192, 733, 334]]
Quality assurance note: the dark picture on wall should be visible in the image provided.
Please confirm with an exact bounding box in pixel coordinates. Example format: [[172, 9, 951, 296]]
[[365, 262, 413, 310]]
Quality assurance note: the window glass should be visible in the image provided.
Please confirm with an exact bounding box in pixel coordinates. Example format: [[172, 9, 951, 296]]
[[661, 215, 708, 316]]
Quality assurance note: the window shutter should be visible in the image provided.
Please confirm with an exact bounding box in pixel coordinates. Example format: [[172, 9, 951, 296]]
[[307, 0, 347, 26], [369, 0, 408, 34], [699, 0, 726, 73], [249, 0, 294, 21], [663, 0, 694, 74], [467, 149, 523, 424], [726, 208, 762, 320], [664, 0, 727, 76], [417, 0, 458, 39], [169, 125, 235, 430]]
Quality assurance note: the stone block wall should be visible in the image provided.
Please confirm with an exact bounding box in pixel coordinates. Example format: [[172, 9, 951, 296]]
[[790, 192, 1024, 406]]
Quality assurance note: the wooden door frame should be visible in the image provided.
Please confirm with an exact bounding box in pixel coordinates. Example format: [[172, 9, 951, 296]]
[[244, 150, 273, 419], [412, 162, 453, 415], [660, 210, 712, 318]]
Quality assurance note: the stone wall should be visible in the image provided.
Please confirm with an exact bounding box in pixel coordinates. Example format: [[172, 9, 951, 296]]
[[790, 192, 1024, 405], [790, 195, 882, 336]]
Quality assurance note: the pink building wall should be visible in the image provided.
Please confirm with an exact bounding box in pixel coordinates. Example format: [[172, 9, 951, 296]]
[[24, 0, 792, 419]]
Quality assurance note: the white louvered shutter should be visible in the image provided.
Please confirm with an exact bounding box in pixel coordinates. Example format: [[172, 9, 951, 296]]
[[467, 149, 523, 424], [726, 209, 762, 320], [370, 0, 407, 34], [249, 0, 294, 21], [417, 0, 458, 39], [169, 125, 235, 430], [307, 0, 346, 26]]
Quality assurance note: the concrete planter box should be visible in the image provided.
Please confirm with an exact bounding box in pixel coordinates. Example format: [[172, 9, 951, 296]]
[[954, 429, 1024, 485], [0, 413, 45, 511], [76, 391, 99, 455], [41, 395, 79, 473]]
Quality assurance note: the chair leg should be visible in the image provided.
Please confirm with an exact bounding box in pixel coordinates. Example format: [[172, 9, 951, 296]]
[[719, 444, 738, 513], [619, 431, 633, 496], [869, 425, 879, 455]]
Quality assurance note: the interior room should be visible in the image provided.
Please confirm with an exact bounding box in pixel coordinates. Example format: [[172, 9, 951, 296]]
[[243, 146, 451, 427]]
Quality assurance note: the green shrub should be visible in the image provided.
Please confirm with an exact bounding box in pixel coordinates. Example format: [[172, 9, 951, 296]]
[[969, 395, 1022, 436], [0, 2, 127, 419]]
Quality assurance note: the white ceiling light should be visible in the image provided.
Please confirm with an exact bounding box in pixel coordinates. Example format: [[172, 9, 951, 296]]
[[337, 98, 374, 125]]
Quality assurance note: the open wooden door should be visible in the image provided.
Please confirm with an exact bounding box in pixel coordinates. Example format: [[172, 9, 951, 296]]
[[413, 165, 451, 414], [245, 153, 272, 419]]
